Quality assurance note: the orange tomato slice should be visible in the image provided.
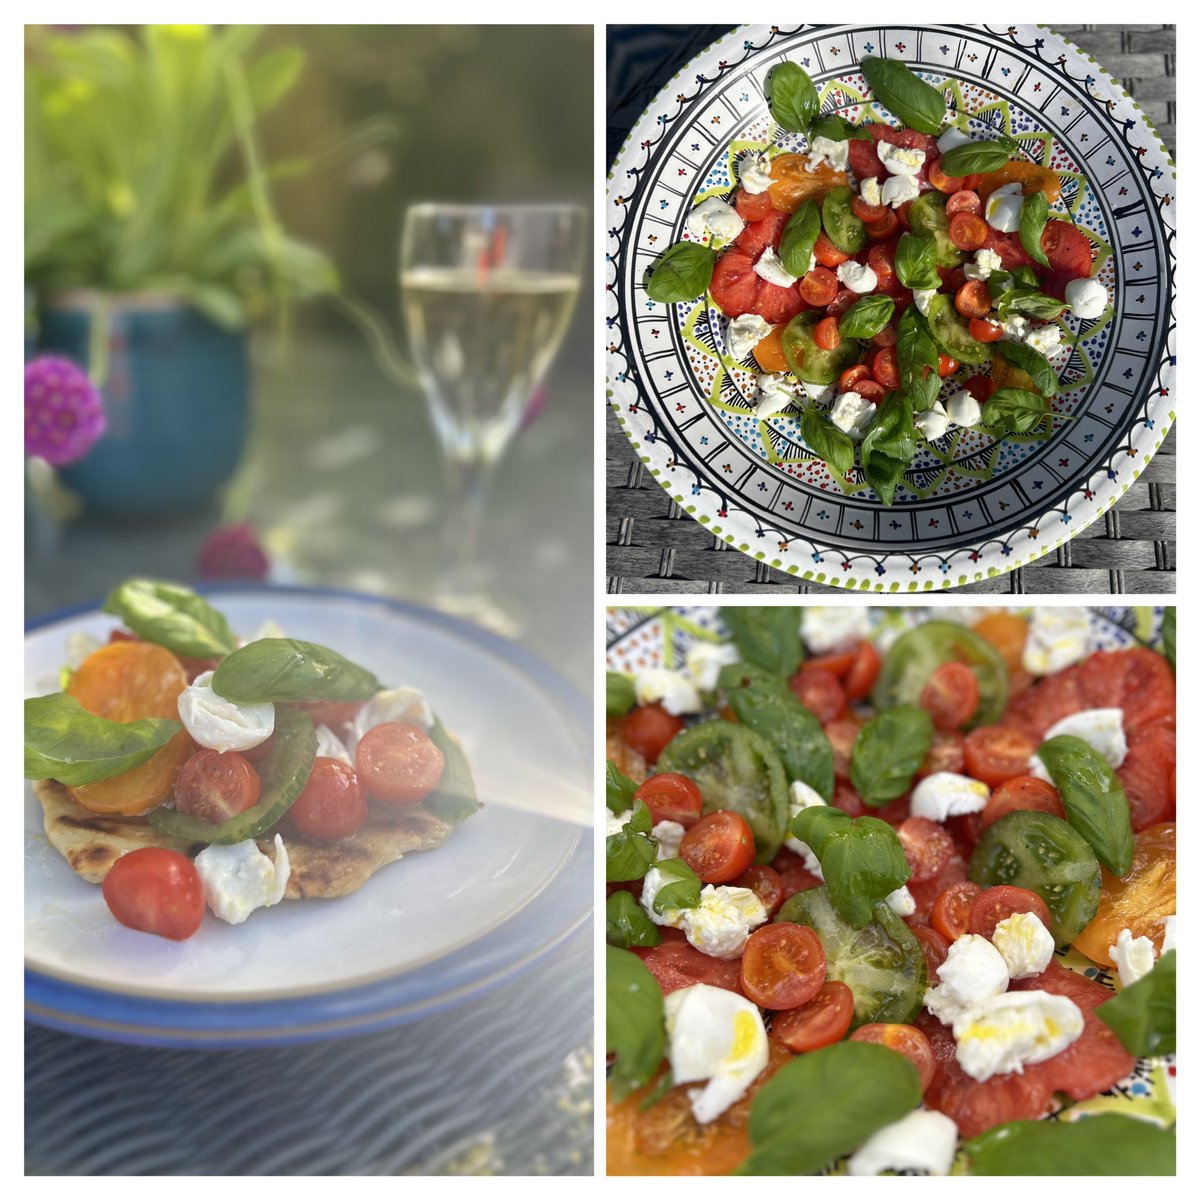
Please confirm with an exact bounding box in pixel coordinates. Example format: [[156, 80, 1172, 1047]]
[[767, 154, 848, 213], [991, 351, 1038, 394], [972, 612, 1029, 673], [975, 161, 1062, 203], [71, 730, 195, 816], [752, 326, 789, 372]]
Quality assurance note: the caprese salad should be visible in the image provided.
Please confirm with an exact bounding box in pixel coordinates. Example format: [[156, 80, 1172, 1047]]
[[606, 606, 1175, 1175], [645, 56, 1108, 504], [24, 579, 478, 940]]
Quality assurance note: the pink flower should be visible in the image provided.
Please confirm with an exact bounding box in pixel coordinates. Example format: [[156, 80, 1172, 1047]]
[[24, 355, 106, 466], [197, 522, 269, 581]]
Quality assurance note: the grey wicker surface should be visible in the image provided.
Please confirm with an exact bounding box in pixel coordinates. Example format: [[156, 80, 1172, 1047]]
[[606, 25, 1176, 595]]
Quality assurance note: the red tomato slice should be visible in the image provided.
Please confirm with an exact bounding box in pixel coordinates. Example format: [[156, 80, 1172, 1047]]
[[734, 864, 786, 917], [750, 279, 806, 324], [920, 661, 980, 731], [102, 847, 206, 941], [1118, 723, 1176, 831], [295, 699, 365, 728], [788, 667, 846, 724], [290, 756, 367, 840], [802, 648, 857, 679], [1040, 219, 1093, 280], [930, 880, 984, 942], [911, 923, 951, 976], [708, 251, 760, 318], [896, 816, 956, 883], [982, 227, 1034, 270], [735, 187, 774, 222], [621, 703, 685, 765], [1004, 664, 1087, 741], [633, 932, 744, 997], [768, 848, 824, 901], [827, 288, 860, 319], [680, 810, 756, 883], [824, 717, 862, 780], [866, 210, 900, 240], [967, 884, 1052, 939], [740, 923, 826, 1010], [867, 124, 939, 183], [772, 980, 855, 1051], [734, 209, 789, 260], [848, 137, 886, 181], [1076, 647, 1175, 732], [173, 749, 261, 825], [919, 731, 966, 779], [356, 721, 444, 805], [963, 725, 1035, 786], [946, 190, 983, 216], [849, 379, 887, 403], [634, 773, 704, 827], [850, 1023, 936, 1092], [981, 776, 1064, 828]]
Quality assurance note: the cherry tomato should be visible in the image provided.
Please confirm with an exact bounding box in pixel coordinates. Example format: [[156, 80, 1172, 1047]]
[[895, 199, 914, 229], [769, 848, 823, 901], [955, 280, 992, 319], [827, 288, 859, 318], [981, 776, 1064, 828], [788, 667, 845, 724], [772, 981, 855, 1052], [851, 378, 887, 403], [937, 353, 959, 378], [752, 325, 789, 373], [865, 210, 899, 240], [911, 923, 951, 976], [962, 374, 995, 404], [843, 642, 881, 702], [931, 880, 984, 942], [290, 756, 367, 840], [621, 703, 685, 765], [173, 749, 261, 825], [920, 661, 981, 732], [945, 189, 983, 216], [680, 810, 756, 883], [968, 885, 1052, 940], [928, 158, 965, 194], [814, 315, 842, 351], [867, 242, 897, 281], [969, 317, 1002, 343], [852, 195, 888, 223], [839, 364, 872, 392], [823, 717, 862, 780], [918, 730, 966, 779], [102, 847, 205, 941], [68, 640, 187, 723], [740, 923, 826, 1010], [850, 1023, 935, 1091], [871, 346, 900, 389], [871, 320, 898, 348], [734, 864, 786, 917], [897, 816, 957, 883], [734, 187, 774, 222], [949, 212, 988, 251], [964, 725, 1036, 786], [799, 266, 839, 307], [356, 721, 444, 805], [633, 773, 704, 827], [295, 699, 365, 728], [813, 231, 850, 268]]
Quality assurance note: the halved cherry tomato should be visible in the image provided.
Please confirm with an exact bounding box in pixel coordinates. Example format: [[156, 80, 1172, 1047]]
[[735, 187, 774, 222], [799, 266, 839, 307], [919, 731, 966, 779], [963, 375, 995, 404], [633, 773, 704, 827], [969, 317, 1003, 343], [788, 667, 845, 724], [801, 648, 856, 678], [769, 848, 823, 901], [852, 195, 888, 223], [895, 199, 914, 229], [931, 880, 984, 942], [867, 242, 897, 282], [752, 326, 789, 372], [813, 231, 850, 268], [968, 885, 1052, 940], [920, 661, 980, 732], [897, 816, 957, 883], [740, 923, 826, 1010], [948, 212, 988, 252], [928, 158, 965, 194], [839, 364, 872, 392], [946, 189, 983, 217], [734, 864, 786, 917], [680, 810, 756, 883], [843, 642, 881, 703], [849, 379, 887, 403], [290, 756, 367, 840], [814, 315, 842, 351], [955, 280, 992, 319], [871, 321, 898, 348], [865, 210, 899, 240], [173, 749, 261, 825], [964, 725, 1035, 786], [911, 924, 951, 976], [871, 346, 900, 389], [772, 980, 855, 1052], [356, 721, 444, 805], [851, 1023, 935, 1091], [981, 776, 1064, 828], [937, 353, 959, 378], [102, 847, 206, 941], [621, 703, 685, 765], [824, 716, 862, 780], [827, 288, 859, 318]]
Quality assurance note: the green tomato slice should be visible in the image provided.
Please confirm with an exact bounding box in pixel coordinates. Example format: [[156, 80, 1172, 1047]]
[[908, 191, 966, 269], [782, 312, 861, 386], [821, 185, 868, 254], [925, 293, 992, 366]]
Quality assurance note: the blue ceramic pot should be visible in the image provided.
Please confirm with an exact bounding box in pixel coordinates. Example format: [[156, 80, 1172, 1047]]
[[38, 293, 249, 515]]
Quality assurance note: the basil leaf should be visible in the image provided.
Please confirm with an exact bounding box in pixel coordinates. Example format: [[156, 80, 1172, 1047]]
[[1000, 290, 1068, 321], [426, 715, 480, 821], [607, 945, 666, 1101], [994, 341, 1058, 398], [1163, 607, 1175, 673], [939, 140, 1012, 176], [720, 661, 835, 801], [851, 705, 934, 807], [1019, 191, 1051, 268], [896, 305, 940, 409], [651, 857, 702, 914], [860, 390, 916, 506], [800, 409, 855, 478], [837, 294, 894, 340], [778, 199, 822, 278], [606, 891, 661, 950], [719, 607, 803, 677], [606, 760, 639, 814], [645, 241, 718, 303], [809, 113, 871, 142], [1012, 264, 1040, 290], [737, 1042, 922, 1175], [980, 387, 1050, 435], [894, 231, 940, 290], [102, 578, 237, 659], [1036, 734, 1134, 875], [766, 61, 819, 134], [791, 806, 911, 929], [1097, 950, 1176, 1057], [606, 671, 636, 717], [859, 57, 945, 135], [964, 1113, 1175, 1176], [987, 269, 1015, 301], [607, 799, 657, 881], [211, 638, 381, 703], [24, 693, 183, 787]]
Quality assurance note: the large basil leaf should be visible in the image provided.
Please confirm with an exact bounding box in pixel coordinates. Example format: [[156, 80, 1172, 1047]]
[[766, 61, 819, 133], [861, 391, 916, 506], [778, 199, 822, 278], [859, 57, 945, 135], [646, 240, 718, 303], [719, 607, 804, 677], [737, 1042, 922, 1175], [896, 305, 940, 410], [426, 715, 480, 821], [964, 1114, 1174, 1176], [994, 341, 1059, 397], [837, 294, 894, 340], [607, 945, 666, 1101], [24, 693, 183, 786], [1097, 950, 1175, 1057], [800, 409, 855, 478], [980, 388, 1051, 436], [211, 638, 381, 703], [651, 857, 702, 914], [606, 891, 661, 950], [894, 231, 940, 291], [939, 140, 1012, 176], [103, 579, 237, 658], [999, 290, 1068, 321], [606, 800, 657, 882], [1019, 190, 1052, 268], [851, 705, 934, 807]]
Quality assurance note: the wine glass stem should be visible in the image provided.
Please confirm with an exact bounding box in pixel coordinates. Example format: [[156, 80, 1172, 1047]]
[[440, 453, 497, 596]]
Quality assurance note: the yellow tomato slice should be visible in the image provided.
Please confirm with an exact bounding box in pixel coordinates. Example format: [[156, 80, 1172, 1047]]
[[767, 154, 849, 213], [71, 730, 195, 816], [972, 613, 1029, 673]]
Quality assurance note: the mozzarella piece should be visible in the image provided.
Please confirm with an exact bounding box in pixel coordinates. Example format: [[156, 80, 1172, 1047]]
[[634, 668, 702, 716], [680, 885, 768, 959], [756, 372, 801, 418], [860, 176, 883, 207], [847, 1108, 959, 1177], [953, 990, 1084, 1082], [963, 247, 1003, 282], [686, 197, 745, 243], [992, 911, 1055, 979], [937, 126, 973, 154], [1025, 324, 1064, 357], [653, 819, 686, 861], [1160, 914, 1176, 954], [739, 150, 774, 195], [665, 984, 770, 1124], [913, 287, 938, 317], [998, 314, 1031, 343], [726, 313, 773, 360], [194, 835, 290, 925], [349, 686, 434, 754], [639, 866, 687, 929], [1065, 277, 1108, 319], [915, 401, 951, 442], [802, 607, 871, 655], [1022, 607, 1090, 675], [685, 640, 742, 693], [911, 772, 990, 822], [830, 391, 876, 439], [1029, 707, 1128, 782], [886, 885, 916, 917], [945, 391, 982, 428], [315, 723, 354, 767], [882, 173, 921, 208], [806, 135, 850, 172], [877, 141, 926, 176], [65, 632, 102, 670], [606, 808, 633, 837], [784, 779, 827, 876], [1110, 927, 1156, 988], [836, 260, 878, 294], [177, 670, 275, 753], [802, 379, 836, 406], [985, 182, 1024, 233], [754, 246, 799, 288], [925, 933, 1010, 1025]]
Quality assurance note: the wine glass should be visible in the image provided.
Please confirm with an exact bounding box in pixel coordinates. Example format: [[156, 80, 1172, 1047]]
[[400, 204, 586, 633]]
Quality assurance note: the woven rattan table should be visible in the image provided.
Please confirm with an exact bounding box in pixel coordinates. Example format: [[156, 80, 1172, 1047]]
[[606, 25, 1175, 595]]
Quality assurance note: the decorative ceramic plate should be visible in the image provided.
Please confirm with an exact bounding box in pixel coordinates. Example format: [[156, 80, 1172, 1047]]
[[606, 25, 1175, 590], [606, 605, 1176, 1170], [26, 587, 592, 1048]]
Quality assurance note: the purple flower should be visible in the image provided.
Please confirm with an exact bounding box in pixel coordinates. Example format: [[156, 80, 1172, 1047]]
[[24, 355, 106, 465], [197, 522, 269, 581]]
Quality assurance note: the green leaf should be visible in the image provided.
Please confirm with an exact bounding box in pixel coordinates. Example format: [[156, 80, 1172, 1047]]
[[651, 857, 702, 914], [606, 760, 639, 814], [1036, 734, 1134, 875], [737, 1041, 922, 1174], [607, 671, 636, 717], [994, 342, 1059, 398], [24, 693, 183, 787], [211, 638, 381, 704], [808, 113, 871, 142], [425, 716, 480, 821], [766, 61, 819, 134], [607, 945, 666, 1101], [837, 294, 894, 341], [606, 891, 661, 949], [645, 240, 718, 303], [778, 199, 822, 278], [999, 290, 1068, 321], [607, 800, 658, 882], [859, 58, 946, 135], [851, 705, 934, 807], [1012, 264, 1041, 290], [939, 140, 1013, 176], [719, 607, 804, 677], [1097, 950, 1176, 1057], [1019, 190, 1052, 268], [980, 388, 1051, 435], [800, 409, 855, 478], [896, 305, 940, 409], [964, 1113, 1175, 1176], [861, 391, 916, 506], [102, 578, 237, 658], [894, 231, 940, 291], [1162, 607, 1175, 673]]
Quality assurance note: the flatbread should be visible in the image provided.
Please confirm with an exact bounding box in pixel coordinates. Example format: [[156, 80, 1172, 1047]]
[[34, 779, 459, 900]]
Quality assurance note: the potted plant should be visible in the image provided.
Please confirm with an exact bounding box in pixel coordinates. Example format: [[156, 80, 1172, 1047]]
[[24, 24, 337, 514]]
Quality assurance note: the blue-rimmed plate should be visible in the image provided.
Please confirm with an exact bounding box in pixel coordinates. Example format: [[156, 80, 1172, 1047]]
[[606, 24, 1175, 590], [25, 587, 592, 1048]]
